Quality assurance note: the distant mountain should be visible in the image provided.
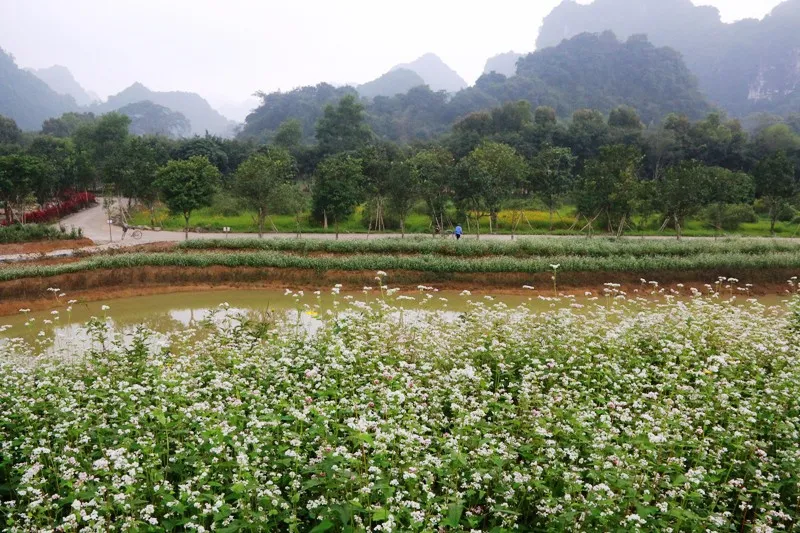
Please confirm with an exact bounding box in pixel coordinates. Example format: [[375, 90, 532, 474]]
[[536, 0, 800, 116], [451, 32, 711, 124], [483, 52, 524, 77], [27, 65, 98, 107], [94, 82, 234, 136], [0, 48, 79, 131], [241, 33, 710, 144], [390, 53, 468, 93], [357, 68, 426, 99], [117, 100, 191, 138]]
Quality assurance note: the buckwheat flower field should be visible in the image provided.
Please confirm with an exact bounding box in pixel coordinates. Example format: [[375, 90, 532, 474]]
[[1, 286, 799, 532]]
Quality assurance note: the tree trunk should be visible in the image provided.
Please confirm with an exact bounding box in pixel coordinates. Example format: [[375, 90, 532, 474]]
[[323, 210, 328, 230], [475, 213, 481, 240], [258, 208, 264, 238], [335, 219, 340, 240], [184, 213, 190, 241], [549, 206, 554, 232], [400, 217, 406, 238], [4, 202, 11, 224]]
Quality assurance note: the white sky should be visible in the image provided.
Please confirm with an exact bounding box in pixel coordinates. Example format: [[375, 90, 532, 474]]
[[0, 0, 786, 109]]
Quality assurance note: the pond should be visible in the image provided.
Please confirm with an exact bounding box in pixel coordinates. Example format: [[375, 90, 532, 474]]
[[0, 287, 791, 357]]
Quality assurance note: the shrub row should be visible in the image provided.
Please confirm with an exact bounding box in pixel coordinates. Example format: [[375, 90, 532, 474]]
[[177, 236, 800, 258], [4, 250, 800, 282], [0, 191, 96, 226], [0, 224, 82, 244]]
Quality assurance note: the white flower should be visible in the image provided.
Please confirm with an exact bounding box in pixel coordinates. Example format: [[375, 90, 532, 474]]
[[101, 305, 110, 311], [550, 264, 560, 270]]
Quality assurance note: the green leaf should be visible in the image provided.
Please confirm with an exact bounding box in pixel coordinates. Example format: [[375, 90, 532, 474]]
[[443, 502, 463, 527], [309, 519, 335, 533], [372, 508, 388, 521]]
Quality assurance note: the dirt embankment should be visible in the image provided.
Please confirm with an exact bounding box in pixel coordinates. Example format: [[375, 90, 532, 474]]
[[0, 238, 94, 256], [0, 265, 795, 316]]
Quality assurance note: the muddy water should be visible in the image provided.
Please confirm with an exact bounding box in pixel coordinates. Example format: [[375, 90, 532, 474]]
[[0, 288, 791, 356]]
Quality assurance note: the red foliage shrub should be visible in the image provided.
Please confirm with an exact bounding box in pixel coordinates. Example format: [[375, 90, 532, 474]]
[[2, 191, 96, 226]]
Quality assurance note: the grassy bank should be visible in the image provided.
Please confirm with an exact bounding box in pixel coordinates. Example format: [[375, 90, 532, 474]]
[[179, 236, 800, 258], [5, 250, 800, 283]]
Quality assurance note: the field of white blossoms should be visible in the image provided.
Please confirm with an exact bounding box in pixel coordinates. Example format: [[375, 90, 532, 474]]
[[1, 282, 800, 532]]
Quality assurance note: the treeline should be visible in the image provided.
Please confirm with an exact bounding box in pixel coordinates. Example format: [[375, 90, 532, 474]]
[[1, 92, 799, 239]]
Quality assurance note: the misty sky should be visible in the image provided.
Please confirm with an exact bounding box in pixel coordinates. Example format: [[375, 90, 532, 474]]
[[0, 0, 786, 111]]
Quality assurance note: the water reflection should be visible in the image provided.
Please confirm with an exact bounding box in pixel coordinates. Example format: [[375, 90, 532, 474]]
[[0, 288, 791, 358]]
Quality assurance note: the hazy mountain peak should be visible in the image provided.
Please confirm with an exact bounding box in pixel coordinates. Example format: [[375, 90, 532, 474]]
[[96, 82, 235, 136], [27, 64, 99, 107], [357, 68, 426, 99], [390, 53, 468, 93], [483, 51, 525, 78], [0, 48, 79, 130]]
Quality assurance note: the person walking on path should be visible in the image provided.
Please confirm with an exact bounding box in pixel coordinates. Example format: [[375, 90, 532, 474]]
[[454, 225, 463, 241]]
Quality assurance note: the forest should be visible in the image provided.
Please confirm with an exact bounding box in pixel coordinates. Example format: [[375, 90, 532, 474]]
[[1, 87, 799, 239]]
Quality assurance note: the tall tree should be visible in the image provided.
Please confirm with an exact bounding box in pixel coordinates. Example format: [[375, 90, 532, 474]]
[[234, 149, 297, 237], [457, 141, 527, 237], [576, 145, 643, 235], [659, 161, 712, 239], [312, 154, 363, 239], [0, 154, 45, 223], [316, 94, 373, 155], [386, 160, 419, 238], [0, 115, 22, 145], [754, 151, 796, 234], [702, 167, 754, 234], [409, 147, 455, 235], [155, 156, 220, 240], [529, 146, 576, 231]]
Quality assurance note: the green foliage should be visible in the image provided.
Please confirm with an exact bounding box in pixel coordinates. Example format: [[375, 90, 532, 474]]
[[272, 119, 303, 150], [457, 141, 527, 235], [0, 223, 81, 243], [0, 153, 48, 222], [316, 95, 373, 155], [178, 235, 800, 258], [755, 151, 796, 233], [233, 149, 297, 236], [155, 156, 220, 236], [0, 115, 22, 145], [529, 145, 576, 228], [41, 112, 97, 138], [576, 144, 643, 232], [312, 154, 364, 236]]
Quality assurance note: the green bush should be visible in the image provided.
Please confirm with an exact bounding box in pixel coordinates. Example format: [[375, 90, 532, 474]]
[[0, 223, 82, 244], [702, 203, 759, 231]]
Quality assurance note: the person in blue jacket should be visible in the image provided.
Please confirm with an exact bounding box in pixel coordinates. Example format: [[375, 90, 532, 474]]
[[454, 225, 463, 240]]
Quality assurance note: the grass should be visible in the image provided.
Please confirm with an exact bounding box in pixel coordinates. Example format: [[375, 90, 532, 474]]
[[132, 203, 800, 237], [0, 224, 82, 244], [5, 249, 800, 282], [1, 291, 799, 530], [179, 236, 800, 258]]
